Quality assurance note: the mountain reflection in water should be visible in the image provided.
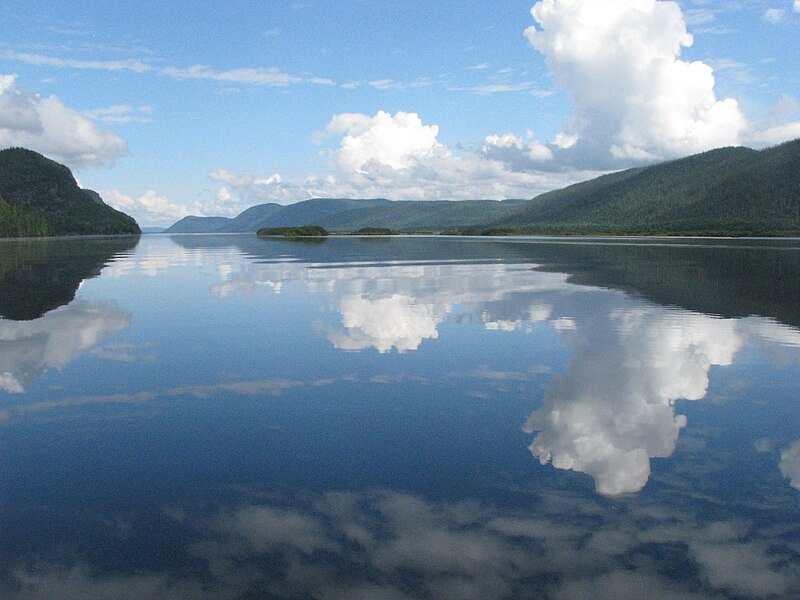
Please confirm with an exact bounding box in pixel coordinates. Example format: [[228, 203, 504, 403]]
[[1, 234, 799, 599]]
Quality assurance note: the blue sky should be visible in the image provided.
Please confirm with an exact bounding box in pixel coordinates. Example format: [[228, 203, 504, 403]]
[[1, 0, 799, 226]]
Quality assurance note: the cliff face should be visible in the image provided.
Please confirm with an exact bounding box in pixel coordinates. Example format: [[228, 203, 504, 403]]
[[0, 147, 140, 237]]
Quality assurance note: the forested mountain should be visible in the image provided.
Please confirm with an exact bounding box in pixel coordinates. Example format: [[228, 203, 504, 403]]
[[166, 198, 526, 233], [0, 148, 141, 237], [490, 139, 800, 235], [169, 139, 799, 236]]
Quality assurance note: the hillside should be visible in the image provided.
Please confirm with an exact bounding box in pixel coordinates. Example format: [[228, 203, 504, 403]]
[[0, 148, 141, 237], [167, 215, 233, 233], [166, 198, 526, 233], [490, 140, 800, 235]]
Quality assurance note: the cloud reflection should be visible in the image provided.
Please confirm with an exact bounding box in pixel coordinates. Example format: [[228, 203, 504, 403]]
[[7, 488, 798, 599], [0, 301, 130, 393], [524, 309, 743, 495], [327, 294, 446, 353], [780, 440, 800, 490]]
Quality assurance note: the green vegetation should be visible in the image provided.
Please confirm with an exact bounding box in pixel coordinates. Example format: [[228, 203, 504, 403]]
[[352, 227, 397, 235], [257, 225, 328, 238], [0, 147, 140, 237], [0, 195, 50, 237], [490, 139, 800, 236], [168, 199, 526, 234], [169, 138, 800, 238]]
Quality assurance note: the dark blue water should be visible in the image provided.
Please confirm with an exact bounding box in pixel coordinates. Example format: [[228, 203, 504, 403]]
[[1, 234, 799, 599]]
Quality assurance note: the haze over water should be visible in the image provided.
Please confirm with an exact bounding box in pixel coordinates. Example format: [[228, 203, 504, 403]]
[[1, 234, 799, 599]]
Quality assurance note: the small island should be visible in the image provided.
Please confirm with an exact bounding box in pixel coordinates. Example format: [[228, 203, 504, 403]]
[[256, 225, 328, 238]]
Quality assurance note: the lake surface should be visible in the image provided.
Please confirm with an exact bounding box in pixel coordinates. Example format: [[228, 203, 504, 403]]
[[1, 234, 799, 599]]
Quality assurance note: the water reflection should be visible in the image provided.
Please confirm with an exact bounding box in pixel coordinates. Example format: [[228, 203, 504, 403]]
[[2, 235, 799, 599], [780, 441, 800, 489], [170, 236, 800, 494], [0, 301, 130, 393], [328, 294, 444, 352], [7, 487, 799, 599], [0, 236, 138, 320]]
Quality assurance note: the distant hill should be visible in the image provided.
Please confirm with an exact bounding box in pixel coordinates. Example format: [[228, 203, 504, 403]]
[[0, 148, 141, 237], [165, 198, 526, 233], [164, 139, 799, 236], [166, 215, 233, 233], [489, 139, 800, 235]]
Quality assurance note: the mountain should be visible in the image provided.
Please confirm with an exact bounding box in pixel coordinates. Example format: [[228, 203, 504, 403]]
[[0, 148, 141, 237], [489, 139, 800, 235], [165, 198, 526, 233], [166, 215, 233, 233]]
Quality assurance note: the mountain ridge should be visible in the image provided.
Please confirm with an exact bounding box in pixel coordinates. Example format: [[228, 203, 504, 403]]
[[168, 138, 800, 236]]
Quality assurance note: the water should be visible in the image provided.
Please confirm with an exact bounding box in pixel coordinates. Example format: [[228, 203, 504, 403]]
[[1, 234, 799, 599]]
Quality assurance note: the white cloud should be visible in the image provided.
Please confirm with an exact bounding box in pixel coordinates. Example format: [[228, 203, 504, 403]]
[[83, 104, 153, 124], [211, 111, 597, 206], [0, 50, 151, 73], [748, 94, 800, 146], [762, 8, 785, 24], [102, 189, 193, 224], [0, 74, 127, 167], [322, 111, 445, 171], [525, 0, 748, 164], [796, 0, 800, 13], [480, 132, 554, 170], [467, 82, 532, 95], [160, 64, 301, 86], [1, 50, 324, 88]]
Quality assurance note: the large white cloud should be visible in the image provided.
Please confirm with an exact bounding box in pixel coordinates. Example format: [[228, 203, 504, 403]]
[[525, 0, 748, 164], [0, 74, 127, 168], [208, 110, 598, 208], [322, 111, 446, 172]]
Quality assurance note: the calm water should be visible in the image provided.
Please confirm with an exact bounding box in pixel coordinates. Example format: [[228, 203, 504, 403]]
[[1, 234, 799, 599]]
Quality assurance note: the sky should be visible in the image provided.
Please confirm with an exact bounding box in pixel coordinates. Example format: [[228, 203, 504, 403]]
[[1, 0, 799, 226]]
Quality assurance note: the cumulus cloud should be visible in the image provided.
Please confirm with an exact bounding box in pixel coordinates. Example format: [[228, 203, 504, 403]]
[[102, 189, 193, 225], [480, 132, 554, 171], [211, 110, 597, 206], [0, 301, 131, 393], [0, 74, 127, 167], [207, 168, 299, 209], [525, 0, 748, 165], [322, 111, 446, 171], [796, 0, 800, 12]]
